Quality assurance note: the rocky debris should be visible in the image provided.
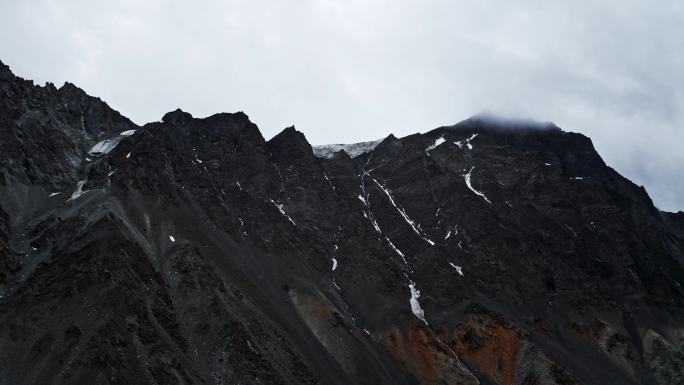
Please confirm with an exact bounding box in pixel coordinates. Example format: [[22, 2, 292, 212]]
[[0, 59, 683, 385]]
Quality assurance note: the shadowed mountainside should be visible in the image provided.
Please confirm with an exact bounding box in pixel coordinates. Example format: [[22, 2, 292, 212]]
[[1, 60, 683, 385]]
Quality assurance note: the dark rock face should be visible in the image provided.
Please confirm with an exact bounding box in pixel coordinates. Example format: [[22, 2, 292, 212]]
[[0, 60, 683, 385]]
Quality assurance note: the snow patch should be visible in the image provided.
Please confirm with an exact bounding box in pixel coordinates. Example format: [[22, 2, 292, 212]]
[[89, 130, 137, 155], [88, 138, 121, 155], [409, 282, 428, 325], [386, 237, 408, 264], [238, 217, 247, 236], [48, 192, 60, 197], [425, 136, 445, 153], [169, 235, 176, 242], [464, 167, 492, 204], [331, 258, 338, 271], [323, 173, 335, 190], [312, 139, 382, 159], [370, 217, 382, 234], [271, 199, 296, 226], [454, 133, 478, 150], [372, 179, 435, 245], [446, 226, 459, 240], [449, 262, 464, 276], [67, 179, 88, 201]]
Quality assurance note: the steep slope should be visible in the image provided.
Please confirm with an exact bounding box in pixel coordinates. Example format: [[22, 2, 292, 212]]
[[0, 60, 683, 385], [0, 60, 137, 294]]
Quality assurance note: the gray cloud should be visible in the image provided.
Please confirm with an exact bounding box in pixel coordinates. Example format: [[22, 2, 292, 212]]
[[1, 0, 682, 211]]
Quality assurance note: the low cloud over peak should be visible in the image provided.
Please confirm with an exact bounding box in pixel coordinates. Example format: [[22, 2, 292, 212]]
[[0, 0, 681, 210]]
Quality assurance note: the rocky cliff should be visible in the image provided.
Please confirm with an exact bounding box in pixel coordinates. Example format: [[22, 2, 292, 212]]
[[1, 60, 683, 385]]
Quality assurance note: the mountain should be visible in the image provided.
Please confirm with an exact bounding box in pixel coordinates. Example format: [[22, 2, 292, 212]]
[[0, 60, 683, 385]]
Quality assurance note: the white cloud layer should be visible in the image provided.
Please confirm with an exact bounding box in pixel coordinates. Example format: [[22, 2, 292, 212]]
[[1, 0, 682, 210]]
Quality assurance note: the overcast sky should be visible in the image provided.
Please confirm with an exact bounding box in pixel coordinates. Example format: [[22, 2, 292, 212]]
[[1, 0, 682, 211]]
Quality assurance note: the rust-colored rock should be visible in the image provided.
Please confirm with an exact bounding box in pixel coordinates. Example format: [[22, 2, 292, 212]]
[[450, 314, 525, 385], [384, 323, 478, 385]]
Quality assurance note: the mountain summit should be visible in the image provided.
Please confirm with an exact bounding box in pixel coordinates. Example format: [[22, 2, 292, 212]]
[[1, 60, 683, 385]]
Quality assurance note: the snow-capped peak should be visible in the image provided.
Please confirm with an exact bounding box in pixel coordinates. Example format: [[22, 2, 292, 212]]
[[312, 139, 382, 159]]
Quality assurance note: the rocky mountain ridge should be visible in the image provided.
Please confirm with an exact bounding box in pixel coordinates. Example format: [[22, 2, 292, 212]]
[[1, 60, 683, 385]]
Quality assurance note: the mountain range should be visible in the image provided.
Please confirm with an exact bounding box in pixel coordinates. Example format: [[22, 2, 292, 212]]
[[1, 59, 683, 385]]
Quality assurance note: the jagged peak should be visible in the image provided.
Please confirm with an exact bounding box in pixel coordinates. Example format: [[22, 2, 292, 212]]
[[203, 111, 251, 123], [57, 81, 92, 100], [331, 148, 352, 160], [0, 59, 15, 81], [58, 81, 80, 91], [162, 108, 193, 126], [377, 133, 400, 147], [270, 125, 307, 142], [269, 125, 313, 151], [283, 125, 299, 133], [266, 125, 319, 166], [0, 59, 10, 73]]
